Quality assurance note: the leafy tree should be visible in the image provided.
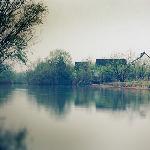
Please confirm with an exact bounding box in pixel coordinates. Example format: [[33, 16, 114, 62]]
[[108, 53, 135, 82], [110, 61, 129, 82], [14, 72, 27, 84], [47, 49, 74, 85], [0, 0, 47, 66], [27, 49, 74, 85], [0, 65, 15, 84], [93, 65, 114, 83], [74, 61, 94, 85], [0, 63, 9, 73]]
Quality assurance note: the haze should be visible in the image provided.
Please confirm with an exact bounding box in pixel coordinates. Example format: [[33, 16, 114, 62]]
[[29, 0, 150, 62]]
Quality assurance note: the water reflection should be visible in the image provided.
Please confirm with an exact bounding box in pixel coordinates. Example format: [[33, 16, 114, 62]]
[[74, 87, 95, 107], [28, 86, 74, 116], [27, 86, 150, 117], [0, 127, 27, 150], [0, 85, 13, 105], [0, 86, 150, 150]]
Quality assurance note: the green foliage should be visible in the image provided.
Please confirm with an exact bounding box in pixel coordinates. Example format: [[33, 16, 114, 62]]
[[74, 61, 94, 85], [14, 72, 27, 84], [20, 51, 150, 85], [27, 49, 74, 85], [93, 65, 114, 83], [110, 61, 129, 82], [0, 0, 47, 65], [1, 49, 150, 86], [0, 65, 15, 84]]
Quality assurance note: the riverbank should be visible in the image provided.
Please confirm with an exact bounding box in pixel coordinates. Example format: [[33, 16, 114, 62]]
[[91, 81, 150, 90], [1, 80, 150, 91]]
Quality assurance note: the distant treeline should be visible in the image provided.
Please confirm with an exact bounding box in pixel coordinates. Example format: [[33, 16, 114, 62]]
[[0, 49, 150, 85]]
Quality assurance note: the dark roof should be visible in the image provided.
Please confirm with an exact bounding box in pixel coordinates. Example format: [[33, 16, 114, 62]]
[[75, 62, 89, 69], [96, 59, 127, 66]]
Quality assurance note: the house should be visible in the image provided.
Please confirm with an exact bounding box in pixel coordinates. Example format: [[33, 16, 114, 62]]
[[96, 59, 127, 66], [75, 62, 90, 70]]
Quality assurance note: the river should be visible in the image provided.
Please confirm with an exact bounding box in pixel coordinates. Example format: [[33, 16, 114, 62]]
[[0, 85, 150, 150]]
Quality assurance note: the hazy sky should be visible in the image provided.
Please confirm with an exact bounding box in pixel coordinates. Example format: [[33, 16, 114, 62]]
[[29, 0, 150, 62]]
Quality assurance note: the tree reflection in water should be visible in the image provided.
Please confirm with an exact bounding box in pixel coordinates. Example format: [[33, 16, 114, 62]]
[[27, 86, 150, 117], [0, 128, 27, 150], [28, 85, 73, 116], [0, 85, 13, 106]]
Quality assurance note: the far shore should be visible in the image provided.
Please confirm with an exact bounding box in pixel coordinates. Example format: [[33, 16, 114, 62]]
[[1, 81, 150, 91], [91, 81, 150, 90]]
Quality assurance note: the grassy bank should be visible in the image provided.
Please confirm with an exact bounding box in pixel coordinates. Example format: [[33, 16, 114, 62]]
[[91, 81, 150, 90]]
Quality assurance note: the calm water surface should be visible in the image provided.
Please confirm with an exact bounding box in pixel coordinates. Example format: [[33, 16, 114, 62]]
[[0, 85, 150, 150]]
